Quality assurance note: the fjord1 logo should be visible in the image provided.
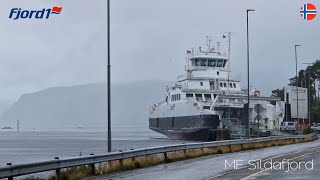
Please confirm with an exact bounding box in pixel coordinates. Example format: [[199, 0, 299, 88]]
[[9, 6, 62, 20], [300, 3, 317, 20]]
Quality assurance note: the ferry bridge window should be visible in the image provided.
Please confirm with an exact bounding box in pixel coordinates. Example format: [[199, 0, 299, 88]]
[[223, 83, 227, 87], [200, 82, 203, 86], [220, 83, 223, 87], [229, 83, 233, 88], [195, 59, 200, 66], [204, 94, 211, 101], [201, 59, 207, 66], [217, 60, 224, 67], [223, 60, 227, 67], [208, 59, 217, 67], [233, 83, 237, 88], [195, 94, 203, 101]]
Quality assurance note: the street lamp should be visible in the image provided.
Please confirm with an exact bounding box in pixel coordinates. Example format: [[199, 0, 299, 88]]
[[295, 45, 301, 133], [107, 0, 112, 152], [302, 62, 313, 126], [247, 9, 255, 139]]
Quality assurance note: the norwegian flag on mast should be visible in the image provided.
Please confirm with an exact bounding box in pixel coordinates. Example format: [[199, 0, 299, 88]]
[[186, 49, 192, 54]]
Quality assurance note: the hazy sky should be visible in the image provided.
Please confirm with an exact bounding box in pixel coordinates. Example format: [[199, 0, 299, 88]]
[[0, 0, 319, 101]]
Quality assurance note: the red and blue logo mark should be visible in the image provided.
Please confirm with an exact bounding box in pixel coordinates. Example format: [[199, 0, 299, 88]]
[[51, 6, 62, 14], [9, 6, 62, 20], [300, 3, 317, 20]]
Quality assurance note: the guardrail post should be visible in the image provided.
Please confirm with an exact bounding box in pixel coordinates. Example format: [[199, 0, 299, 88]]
[[119, 150, 124, 167], [90, 154, 96, 175], [6, 163, 13, 180], [183, 143, 188, 158], [54, 157, 61, 180], [164, 152, 168, 162]]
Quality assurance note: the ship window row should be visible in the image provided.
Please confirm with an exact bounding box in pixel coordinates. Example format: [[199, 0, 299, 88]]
[[219, 82, 237, 89], [191, 59, 227, 68], [186, 93, 218, 101], [171, 94, 181, 102]]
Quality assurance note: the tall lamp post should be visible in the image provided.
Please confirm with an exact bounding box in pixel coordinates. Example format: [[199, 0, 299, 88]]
[[246, 9, 255, 139], [107, 0, 112, 152], [302, 62, 313, 126], [294, 45, 301, 133]]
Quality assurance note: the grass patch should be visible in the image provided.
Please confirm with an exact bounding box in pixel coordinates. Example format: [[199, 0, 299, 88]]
[[303, 126, 314, 135], [46, 165, 93, 180]]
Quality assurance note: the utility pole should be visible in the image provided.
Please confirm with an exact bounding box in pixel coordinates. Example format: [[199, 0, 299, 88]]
[[107, 0, 112, 152], [246, 9, 255, 139], [17, 120, 20, 132], [224, 32, 232, 121], [295, 45, 301, 133]]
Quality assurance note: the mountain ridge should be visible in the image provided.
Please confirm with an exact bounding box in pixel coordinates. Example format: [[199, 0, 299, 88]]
[[1, 81, 169, 131]]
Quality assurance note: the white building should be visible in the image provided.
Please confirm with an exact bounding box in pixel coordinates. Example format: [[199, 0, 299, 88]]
[[284, 85, 308, 120]]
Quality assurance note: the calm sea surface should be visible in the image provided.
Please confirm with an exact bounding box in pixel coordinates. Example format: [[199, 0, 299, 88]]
[[0, 126, 194, 166]]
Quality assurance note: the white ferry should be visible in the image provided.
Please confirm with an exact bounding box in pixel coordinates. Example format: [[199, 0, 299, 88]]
[[149, 36, 284, 141]]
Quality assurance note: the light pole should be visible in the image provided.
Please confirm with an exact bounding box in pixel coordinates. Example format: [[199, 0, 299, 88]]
[[247, 9, 255, 139], [303, 62, 313, 126], [107, 0, 112, 152], [295, 45, 301, 133]]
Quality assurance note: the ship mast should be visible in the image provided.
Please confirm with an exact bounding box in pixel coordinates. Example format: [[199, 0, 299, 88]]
[[206, 36, 212, 52]]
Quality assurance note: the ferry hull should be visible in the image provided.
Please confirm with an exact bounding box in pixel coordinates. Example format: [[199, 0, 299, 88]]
[[149, 115, 220, 141]]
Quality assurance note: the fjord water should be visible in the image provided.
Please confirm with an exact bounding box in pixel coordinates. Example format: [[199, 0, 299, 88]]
[[0, 125, 191, 166]]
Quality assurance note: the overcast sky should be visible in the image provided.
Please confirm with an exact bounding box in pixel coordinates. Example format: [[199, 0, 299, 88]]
[[0, 0, 319, 102]]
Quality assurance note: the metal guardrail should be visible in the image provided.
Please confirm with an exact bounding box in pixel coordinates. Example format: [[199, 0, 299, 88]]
[[0, 134, 317, 179]]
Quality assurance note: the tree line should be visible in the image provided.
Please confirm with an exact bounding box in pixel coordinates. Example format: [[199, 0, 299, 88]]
[[271, 59, 320, 122]]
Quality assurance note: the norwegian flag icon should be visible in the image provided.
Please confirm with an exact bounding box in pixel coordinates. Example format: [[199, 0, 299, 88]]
[[51, 6, 62, 14], [300, 3, 317, 20]]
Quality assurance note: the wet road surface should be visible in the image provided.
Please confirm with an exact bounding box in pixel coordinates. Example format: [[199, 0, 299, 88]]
[[86, 138, 320, 180]]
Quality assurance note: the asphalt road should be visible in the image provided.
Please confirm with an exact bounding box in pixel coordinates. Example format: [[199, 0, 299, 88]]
[[87, 138, 320, 180]]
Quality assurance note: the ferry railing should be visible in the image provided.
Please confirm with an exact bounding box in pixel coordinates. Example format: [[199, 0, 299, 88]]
[[0, 133, 317, 180]]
